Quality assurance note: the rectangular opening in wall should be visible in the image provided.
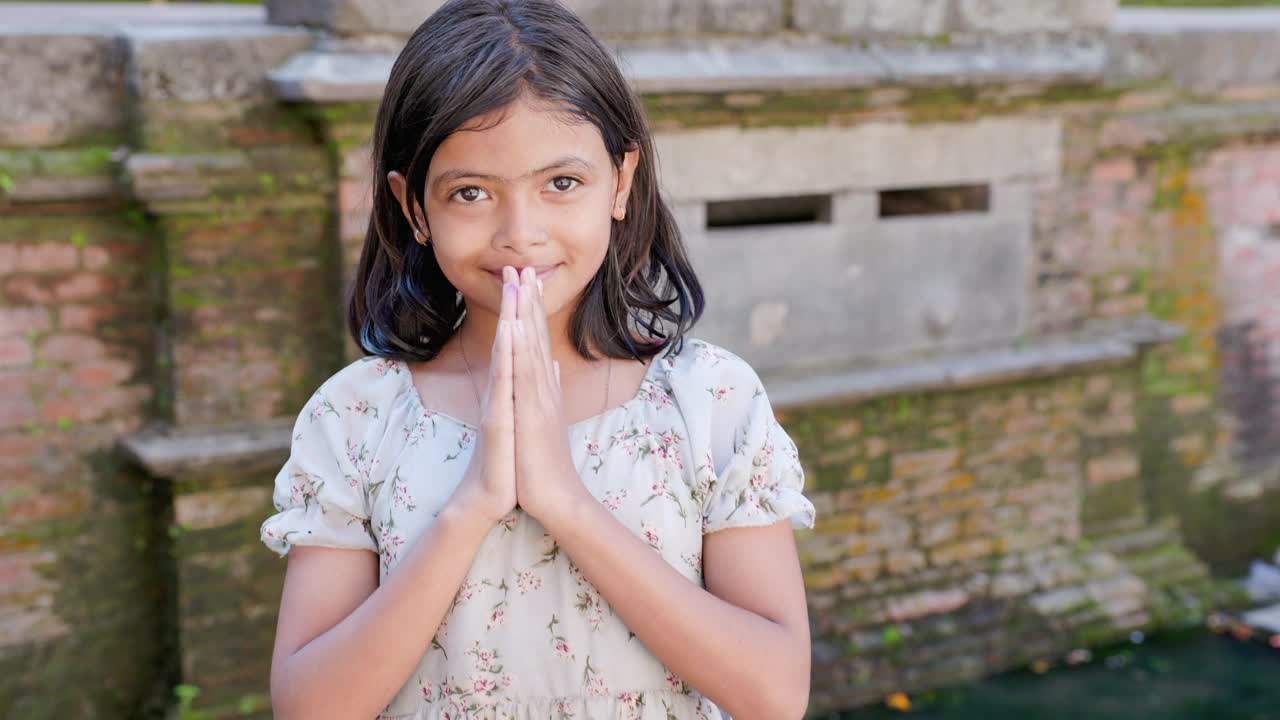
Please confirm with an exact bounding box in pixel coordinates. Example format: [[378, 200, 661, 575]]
[[878, 183, 990, 218], [706, 193, 832, 229]]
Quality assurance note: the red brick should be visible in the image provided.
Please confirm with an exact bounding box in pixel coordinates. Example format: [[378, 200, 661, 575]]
[[0, 245, 15, 274], [52, 272, 111, 302], [1170, 393, 1211, 416], [0, 431, 49, 458], [82, 245, 112, 271], [38, 333, 105, 364], [0, 394, 37, 431], [892, 448, 961, 479], [5, 276, 55, 304], [71, 360, 133, 389], [1086, 452, 1139, 487], [0, 338, 32, 368], [0, 550, 55, 594], [39, 396, 81, 423], [1090, 158, 1136, 184], [8, 487, 89, 526], [0, 307, 50, 337], [17, 243, 79, 273]]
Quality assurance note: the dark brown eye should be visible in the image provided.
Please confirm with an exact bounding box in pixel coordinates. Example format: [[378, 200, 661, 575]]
[[449, 186, 489, 203], [549, 177, 580, 192]]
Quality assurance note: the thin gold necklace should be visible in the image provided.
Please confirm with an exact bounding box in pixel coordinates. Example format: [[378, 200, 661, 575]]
[[458, 329, 612, 418]]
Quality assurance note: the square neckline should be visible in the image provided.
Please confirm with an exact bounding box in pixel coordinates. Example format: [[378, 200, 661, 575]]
[[398, 339, 676, 433]]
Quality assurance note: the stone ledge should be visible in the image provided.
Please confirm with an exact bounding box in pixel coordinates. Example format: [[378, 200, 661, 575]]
[[764, 314, 1183, 410], [1108, 8, 1280, 93], [1, 3, 267, 34], [270, 37, 1110, 101], [117, 418, 295, 480], [270, 51, 394, 103], [120, 315, 1180, 477], [1097, 99, 1280, 153]]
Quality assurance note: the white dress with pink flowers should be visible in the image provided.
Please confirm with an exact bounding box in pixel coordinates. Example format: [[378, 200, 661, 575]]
[[259, 336, 816, 720]]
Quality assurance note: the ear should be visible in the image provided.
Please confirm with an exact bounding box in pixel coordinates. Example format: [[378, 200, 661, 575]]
[[613, 143, 640, 220], [386, 170, 429, 239]]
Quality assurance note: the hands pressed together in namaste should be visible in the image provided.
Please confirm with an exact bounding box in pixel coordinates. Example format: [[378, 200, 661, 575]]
[[457, 265, 586, 528]]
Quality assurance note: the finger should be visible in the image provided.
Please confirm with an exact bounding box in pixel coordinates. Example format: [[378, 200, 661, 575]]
[[498, 266, 516, 323], [530, 273, 555, 385], [490, 320, 514, 427], [517, 277, 547, 388], [553, 360, 560, 389], [484, 281, 516, 407], [511, 312, 531, 403]]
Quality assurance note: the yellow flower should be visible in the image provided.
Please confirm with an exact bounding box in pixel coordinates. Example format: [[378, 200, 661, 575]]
[[885, 692, 912, 712]]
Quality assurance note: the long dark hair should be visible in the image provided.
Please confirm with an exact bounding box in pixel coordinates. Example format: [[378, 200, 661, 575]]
[[347, 0, 704, 364]]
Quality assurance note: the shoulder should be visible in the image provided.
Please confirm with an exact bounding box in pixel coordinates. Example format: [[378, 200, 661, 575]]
[[661, 336, 766, 397], [297, 354, 411, 432]]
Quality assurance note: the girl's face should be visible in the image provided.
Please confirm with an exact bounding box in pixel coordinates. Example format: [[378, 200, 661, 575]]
[[388, 94, 639, 324]]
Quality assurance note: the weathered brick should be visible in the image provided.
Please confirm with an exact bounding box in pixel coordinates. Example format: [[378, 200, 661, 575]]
[[17, 243, 79, 273], [71, 360, 134, 389], [0, 306, 51, 337], [175, 487, 273, 531], [0, 338, 33, 368], [892, 448, 960, 479], [38, 334, 106, 364], [52, 272, 112, 302], [0, 244, 16, 275], [886, 588, 969, 623], [1170, 393, 1211, 416], [885, 549, 927, 576], [1086, 452, 1139, 487], [920, 516, 960, 547], [930, 538, 995, 566], [82, 245, 112, 271]]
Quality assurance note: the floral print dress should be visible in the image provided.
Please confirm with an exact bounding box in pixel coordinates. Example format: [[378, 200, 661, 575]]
[[260, 337, 817, 720]]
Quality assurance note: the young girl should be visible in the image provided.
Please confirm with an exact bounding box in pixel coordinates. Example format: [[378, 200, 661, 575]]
[[259, 1, 817, 718]]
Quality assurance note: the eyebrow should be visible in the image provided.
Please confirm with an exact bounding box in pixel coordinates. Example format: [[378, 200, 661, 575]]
[[430, 155, 596, 190]]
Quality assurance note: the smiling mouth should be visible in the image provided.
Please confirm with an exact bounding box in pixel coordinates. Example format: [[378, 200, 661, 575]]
[[487, 264, 561, 281]]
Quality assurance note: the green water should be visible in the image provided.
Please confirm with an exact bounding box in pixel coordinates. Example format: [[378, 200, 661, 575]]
[[827, 628, 1280, 720]]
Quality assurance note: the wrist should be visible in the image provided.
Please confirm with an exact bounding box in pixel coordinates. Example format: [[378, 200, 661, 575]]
[[530, 483, 593, 531], [444, 486, 505, 529]]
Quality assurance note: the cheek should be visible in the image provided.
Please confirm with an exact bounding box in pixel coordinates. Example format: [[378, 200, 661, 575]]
[[546, 217, 612, 311], [422, 219, 494, 298]]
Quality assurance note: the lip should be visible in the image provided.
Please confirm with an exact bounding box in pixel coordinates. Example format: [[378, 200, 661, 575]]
[[486, 264, 561, 281]]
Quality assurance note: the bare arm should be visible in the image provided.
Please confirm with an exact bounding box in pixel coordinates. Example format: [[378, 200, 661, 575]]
[[269, 491, 496, 720], [541, 489, 812, 720], [269, 270, 522, 719]]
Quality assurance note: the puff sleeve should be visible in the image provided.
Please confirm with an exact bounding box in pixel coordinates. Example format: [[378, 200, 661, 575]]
[[701, 355, 817, 534], [259, 382, 380, 557]]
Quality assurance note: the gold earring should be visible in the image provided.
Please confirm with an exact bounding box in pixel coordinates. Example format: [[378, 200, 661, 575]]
[[415, 230, 430, 245], [613, 208, 626, 221]]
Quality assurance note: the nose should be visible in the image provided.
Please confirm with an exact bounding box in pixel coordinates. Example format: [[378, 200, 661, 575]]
[[492, 192, 547, 254]]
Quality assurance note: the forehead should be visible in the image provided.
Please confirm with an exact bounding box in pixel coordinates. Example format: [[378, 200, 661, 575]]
[[435, 96, 605, 167]]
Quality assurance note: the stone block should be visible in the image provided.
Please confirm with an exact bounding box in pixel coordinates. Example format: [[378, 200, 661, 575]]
[[266, 0, 782, 36], [0, 34, 127, 147], [1109, 9, 1280, 93], [128, 25, 312, 104], [794, 0, 1117, 37], [267, 0, 445, 35]]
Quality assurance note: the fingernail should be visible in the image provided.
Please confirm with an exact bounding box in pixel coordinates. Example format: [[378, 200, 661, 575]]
[[503, 282, 514, 300], [536, 277, 543, 294]]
